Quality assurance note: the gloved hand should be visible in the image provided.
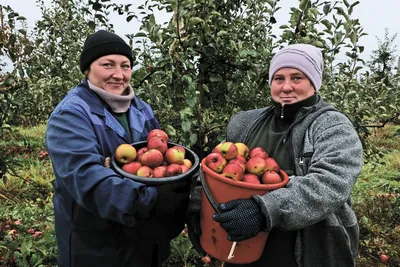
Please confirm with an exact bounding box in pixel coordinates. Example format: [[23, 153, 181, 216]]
[[150, 181, 190, 217], [186, 184, 206, 256], [212, 198, 265, 242]]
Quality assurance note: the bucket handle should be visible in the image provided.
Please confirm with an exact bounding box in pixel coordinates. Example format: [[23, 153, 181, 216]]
[[200, 169, 222, 214]]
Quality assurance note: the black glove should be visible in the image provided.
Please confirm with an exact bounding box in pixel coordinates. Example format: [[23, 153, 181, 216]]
[[212, 198, 265, 242], [186, 184, 206, 256], [150, 181, 190, 217]]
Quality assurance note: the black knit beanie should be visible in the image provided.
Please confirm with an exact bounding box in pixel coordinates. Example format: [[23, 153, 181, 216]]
[[79, 30, 134, 73]]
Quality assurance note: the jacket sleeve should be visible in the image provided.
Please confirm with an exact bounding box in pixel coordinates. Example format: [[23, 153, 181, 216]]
[[46, 106, 157, 227], [253, 111, 363, 230]]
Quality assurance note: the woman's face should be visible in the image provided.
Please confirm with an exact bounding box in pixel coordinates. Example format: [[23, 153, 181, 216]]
[[87, 54, 132, 95], [270, 68, 316, 105]]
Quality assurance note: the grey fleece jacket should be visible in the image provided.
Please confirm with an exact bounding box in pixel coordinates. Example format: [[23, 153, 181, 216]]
[[226, 97, 363, 267]]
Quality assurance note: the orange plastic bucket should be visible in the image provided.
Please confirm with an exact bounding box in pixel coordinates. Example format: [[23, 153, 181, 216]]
[[200, 158, 289, 264]]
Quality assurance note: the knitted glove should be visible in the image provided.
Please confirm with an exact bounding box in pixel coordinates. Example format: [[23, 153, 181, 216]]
[[186, 184, 206, 256], [212, 198, 265, 242]]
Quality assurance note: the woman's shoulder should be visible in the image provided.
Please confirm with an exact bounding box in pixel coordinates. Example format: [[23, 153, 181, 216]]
[[51, 87, 92, 116]]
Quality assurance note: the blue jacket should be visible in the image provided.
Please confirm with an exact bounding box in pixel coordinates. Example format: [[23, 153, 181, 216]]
[[45, 79, 169, 267]]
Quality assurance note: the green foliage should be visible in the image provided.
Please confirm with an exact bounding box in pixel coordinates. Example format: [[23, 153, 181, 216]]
[[0, 198, 57, 267], [2, 0, 399, 158], [0, 123, 399, 266], [352, 124, 400, 266]]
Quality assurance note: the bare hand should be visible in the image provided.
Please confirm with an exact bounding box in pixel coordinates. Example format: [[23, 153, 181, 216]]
[[104, 157, 111, 168]]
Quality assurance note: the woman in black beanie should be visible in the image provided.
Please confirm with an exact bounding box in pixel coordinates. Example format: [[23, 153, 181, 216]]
[[45, 30, 187, 267]]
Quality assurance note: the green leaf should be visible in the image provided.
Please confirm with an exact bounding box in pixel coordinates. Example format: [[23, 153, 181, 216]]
[[321, 19, 332, 32], [134, 32, 147, 37], [350, 31, 357, 44], [165, 125, 177, 137], [189, 133, 198, 145], [126, 15, 135, 22], [299, 0, 310, 10], [88, 21, 96, 31], [210, 74, 222, 82], [181, 120, 191, 132], [189, 17, 204, 26], [323, 3, 331, 15], [202, 84, 209, 93]]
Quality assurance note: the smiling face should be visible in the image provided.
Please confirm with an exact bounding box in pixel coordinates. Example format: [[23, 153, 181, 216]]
[[87, 54, 132, 95], [270, 68, 316, 105]]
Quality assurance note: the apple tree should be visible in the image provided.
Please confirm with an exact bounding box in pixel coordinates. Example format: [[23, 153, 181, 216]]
[[0, 4, 33, 180], [99, 0, 400, 159]]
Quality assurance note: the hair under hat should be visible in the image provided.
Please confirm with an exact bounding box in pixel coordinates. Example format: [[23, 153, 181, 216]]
[[79, 30, 134, 73], [268, 44, 324, 91]]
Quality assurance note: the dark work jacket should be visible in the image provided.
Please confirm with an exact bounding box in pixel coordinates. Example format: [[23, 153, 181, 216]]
[[45, 79, 168, 267]]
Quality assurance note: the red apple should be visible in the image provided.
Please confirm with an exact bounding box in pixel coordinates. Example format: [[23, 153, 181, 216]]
[[249, 147, 268, 159], [231, 154, 247, 164], [246, 157, 267, 176], [147, 136, 168, 154], [180, 164, 190, 173], [153, 166, 167, 178], [220, 142, 238, 160], [136, 166, 153, 177], [182, 158, 193, 169], [165, 146, 186, 164], [379, 254, 389, 263], [242, 173, 261, 184], [141, 149, 164, 168], [235, 142, 250, 158], [136, 147, 148, 163], [212, 143, 223, 154], [229, 158, 246, 171], [261, 171, 282, 184], [265, 157, 280, 172], [165, 163, 183, 177], [122, 161, 142, 175], [205, 152, 227, 174], [222, 163, 244, 181], [147, 129, 168, 142], [115, 144, 137, 164]]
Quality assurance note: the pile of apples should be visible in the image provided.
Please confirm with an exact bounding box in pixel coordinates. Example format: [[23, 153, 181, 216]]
[[205, 142, 282, 185], [114, 129, 193, 178]]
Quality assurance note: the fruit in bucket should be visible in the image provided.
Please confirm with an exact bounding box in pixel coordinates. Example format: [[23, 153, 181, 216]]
[[242, 173, 261, 184], [235, 142, 250, 158], [249, 147, 268, 159], [141, 149, 164, 168], [206, 142, 283, 185], [147, 129, 169, 142], [205, 153, 227, 174], [122, 161, 142, 175], [114, 129, 195, 178], [115, 144, 137, 164], [262, 171, 282, 184], [219, 142, 238, 160], [246, 157, 267, 177], [222, 163, 245, 181], [147, 136, 168, 154], [265, 157, 280, 172], [165, 146, 186, 165]]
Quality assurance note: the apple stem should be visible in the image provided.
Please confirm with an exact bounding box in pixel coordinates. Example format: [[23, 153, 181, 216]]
[[227, 241, 237, 260]]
